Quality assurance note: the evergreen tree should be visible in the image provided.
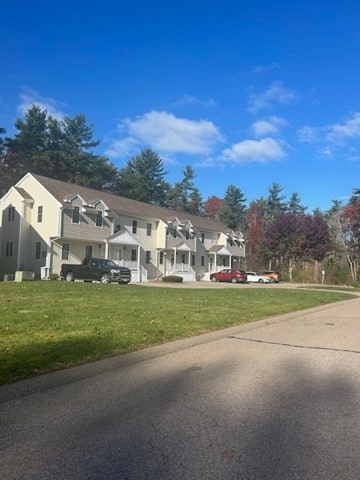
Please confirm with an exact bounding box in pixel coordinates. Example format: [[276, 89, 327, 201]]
[[288, 192, 307, 214], [167, 165, 202, 213], [219, 185, 247, 230], [115, 148, 169, 206], [0, 106, 118, 193], [266, 182, 287, 218]]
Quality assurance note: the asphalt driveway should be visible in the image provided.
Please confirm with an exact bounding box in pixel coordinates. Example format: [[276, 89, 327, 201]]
[[1, 296, 359, 479]]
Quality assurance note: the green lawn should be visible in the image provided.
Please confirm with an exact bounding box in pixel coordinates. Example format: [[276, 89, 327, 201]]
[[0, 281, 356, 385]]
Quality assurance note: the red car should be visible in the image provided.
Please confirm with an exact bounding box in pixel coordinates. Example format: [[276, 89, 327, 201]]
[[210, 269, 247, 284]]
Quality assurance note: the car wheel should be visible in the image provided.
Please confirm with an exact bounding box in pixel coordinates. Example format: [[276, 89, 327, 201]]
[[211, 276, 217, 282], [259, 278, 264, 283], [100, 273, 111, 284], [231, 277, 238, 283], [65, 272, 74, 282]]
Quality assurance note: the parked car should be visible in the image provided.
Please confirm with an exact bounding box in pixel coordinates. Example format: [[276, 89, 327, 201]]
[[60, 257, 131, 284], [262, 270, 281, 283], [246, 271, 273, 283], [210, 269, 247, 284]]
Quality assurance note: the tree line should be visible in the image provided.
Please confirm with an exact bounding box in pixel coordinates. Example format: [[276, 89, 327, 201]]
[[1, 106, 359, 283]]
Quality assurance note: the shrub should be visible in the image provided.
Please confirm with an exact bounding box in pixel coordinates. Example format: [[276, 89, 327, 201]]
[[162, 275, 183, 283]]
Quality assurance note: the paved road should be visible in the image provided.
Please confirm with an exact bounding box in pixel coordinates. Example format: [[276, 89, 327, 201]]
[[1, 297, 360, 479]]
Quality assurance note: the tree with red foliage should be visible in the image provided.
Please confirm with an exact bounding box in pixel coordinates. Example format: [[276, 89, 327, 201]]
[[245, 200, 266, 268], [204, 195, 224, 220], [263, 213, 330, 281], [340, 201, 360, 281]]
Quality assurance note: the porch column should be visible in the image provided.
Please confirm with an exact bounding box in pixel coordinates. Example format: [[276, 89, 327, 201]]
[[137, 245, 141, 281], [105, 241, 109, 259]]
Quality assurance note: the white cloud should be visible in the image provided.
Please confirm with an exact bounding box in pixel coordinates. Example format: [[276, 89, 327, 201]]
[[248, 81, 298, 114], [18, 87, 66, 119], [174, 94, 216, 107], [327, 112, 360, 143], [221, 137, 285, 164], [298, 125, 319, 143], [251, 116, 287, 137], [105, 137, 139, 158], [319, 146, 333, 157], [107, 110, 224, 158]]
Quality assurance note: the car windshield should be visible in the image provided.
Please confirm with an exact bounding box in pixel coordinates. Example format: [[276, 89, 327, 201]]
[[99, 259, 117, 267]]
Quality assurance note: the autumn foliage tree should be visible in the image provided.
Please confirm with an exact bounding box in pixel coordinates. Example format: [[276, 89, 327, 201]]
[[204, 196, 224, 220], [263, 213, 330, 281]]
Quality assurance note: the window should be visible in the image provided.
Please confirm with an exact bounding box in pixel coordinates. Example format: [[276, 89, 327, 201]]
[[7, 206, 15, 222], [159, 251, 164, 265], [146, 223, 152, 236], [85, 245, 93, 258], [185, 231, 190, 240], [146, 251, 151, 263], [201, 233, 205, 244], [172, 229, 177, 238], [191, 254, 196, 266], [62, 243, 70, 260], [37, 206, 43, 223], [132, 220, 137, 234], [115, 224, 121, 233], [72, 206, 80, 224], [35, 242, 41, 259], [201, 256, 205, 267], [96, 210, 103, 227], [5, 241, 13, 257], [131, 249, 137, 261]]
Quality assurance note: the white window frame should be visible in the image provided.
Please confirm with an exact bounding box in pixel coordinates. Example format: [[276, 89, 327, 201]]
[[37, 206, 43, 223]]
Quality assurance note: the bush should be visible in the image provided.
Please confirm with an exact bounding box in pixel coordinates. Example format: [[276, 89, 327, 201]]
[[322, 259, 353, 285], [162, 275, 183, 283]]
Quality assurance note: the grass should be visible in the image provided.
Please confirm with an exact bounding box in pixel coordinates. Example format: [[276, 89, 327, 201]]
[[0, 281, 356, 385]]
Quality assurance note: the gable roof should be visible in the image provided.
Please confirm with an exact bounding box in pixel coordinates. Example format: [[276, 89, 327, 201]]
[[30, 173, 232, 234]]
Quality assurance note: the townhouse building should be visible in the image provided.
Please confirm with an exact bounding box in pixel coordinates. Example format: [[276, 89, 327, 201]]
[[0, 173, 245, 282]]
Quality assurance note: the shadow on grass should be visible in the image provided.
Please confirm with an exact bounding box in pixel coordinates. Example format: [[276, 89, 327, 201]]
[[0, 334, 128, 386]]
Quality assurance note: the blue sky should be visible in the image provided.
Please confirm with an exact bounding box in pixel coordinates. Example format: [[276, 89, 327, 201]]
[[1, 0, 360, 212]]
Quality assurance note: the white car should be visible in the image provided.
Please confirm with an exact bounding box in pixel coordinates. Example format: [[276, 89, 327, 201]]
[[246, 271, 273, 283]]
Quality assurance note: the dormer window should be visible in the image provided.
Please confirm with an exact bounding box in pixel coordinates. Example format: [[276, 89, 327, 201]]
[[7, 206, 15, 222], [72, 206, 80, 224], [96, 210, 103, 227]]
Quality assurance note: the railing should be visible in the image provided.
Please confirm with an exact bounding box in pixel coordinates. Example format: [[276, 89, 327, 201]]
[[169, 264, 196, 280], [113, 260, 138, 270], [174, 263, 192, 272]]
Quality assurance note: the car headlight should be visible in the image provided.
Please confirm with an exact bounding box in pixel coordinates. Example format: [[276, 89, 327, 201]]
[[110, 269, 120, 274]]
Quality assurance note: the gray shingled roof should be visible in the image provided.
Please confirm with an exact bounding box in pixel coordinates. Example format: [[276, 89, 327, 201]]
[[32, 174, 232, 233], [14, 186, 34, 201]]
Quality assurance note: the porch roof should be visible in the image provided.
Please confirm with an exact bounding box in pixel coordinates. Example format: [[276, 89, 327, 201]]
[[208, 245, 232, 256], [106, 230, 140, 246]]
